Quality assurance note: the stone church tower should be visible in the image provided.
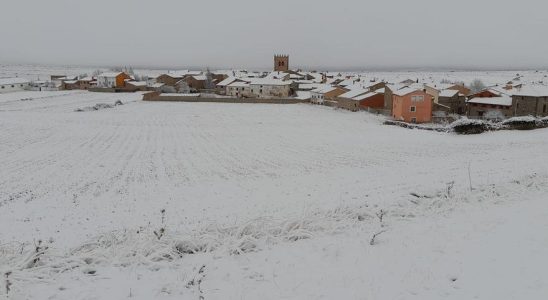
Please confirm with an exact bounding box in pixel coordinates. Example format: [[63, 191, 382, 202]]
[[274, 55, 289, 72]]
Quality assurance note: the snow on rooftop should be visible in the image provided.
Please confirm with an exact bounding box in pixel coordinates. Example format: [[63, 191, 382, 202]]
[[511, 85, 548, 97], [98, 72, 124, 78], [339, 88, 368, 99], [249, 78, 292, 86], [439, 89, 459, 97], [192, 75, 207, 81], [393, 87, 423, 97], [127, 81, 147, 86], [228, 81, 250, 88], [352, 91, 379, 101], [295, 91, 311, 100], [217, 77, 238, 86], [0, 78, 31, 85], [467, 95, 513, 106]]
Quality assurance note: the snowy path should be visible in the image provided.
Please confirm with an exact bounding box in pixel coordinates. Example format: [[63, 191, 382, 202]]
[[1, 91, 548, 299]]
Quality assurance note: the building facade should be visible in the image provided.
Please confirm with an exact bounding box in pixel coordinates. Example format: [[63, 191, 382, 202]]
[[96, 72, 131, 88], [392, 88, 432, 123], [274, 55, 289, 72], [0, 78, 30, 93]]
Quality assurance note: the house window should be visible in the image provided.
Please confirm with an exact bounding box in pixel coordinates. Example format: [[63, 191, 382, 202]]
[[544, 104, 547, 113], [411, 117, 417, 123], [410, 106, 416, 112], [411, 95, 424, 102], [11, 85, 14, 88]]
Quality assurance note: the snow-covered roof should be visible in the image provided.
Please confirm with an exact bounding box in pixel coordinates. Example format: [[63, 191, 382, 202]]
[[249, 78, 292, 86], [295, 91, 311, 100], [339, 88, 369, 99], [265, 71, 289, 80], [217, 77, 238, 86], [228, 81, 250, 88], [511, 85, 548, 97], [338, 79, 356, 87], [161, 93, 201, 97], [439, 89, 459, 97], [393, 87, 423, 97], [424, 83, 454, 91], [312, 85, 339, 94], [127, 81, 147, 87], [299, 83, 324, 90], [64, 80, 78, 84], [98, 72, 124, 78], [294, 80, 314, 84], [192, 75, 207, 81], [0, 78, 30, 85], [168, 70, 202, 77], [467, 95, 513, 106], [352, 92, 379, 101]]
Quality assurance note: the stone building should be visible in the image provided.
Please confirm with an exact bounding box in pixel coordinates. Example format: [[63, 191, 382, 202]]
[[466, 89, 513, 119], [310, 86, 348, 104], [274, 55, 289, 72], [437, 89, 467, 115], [249, 78, 292, 98], [511, 86, 548, 117]]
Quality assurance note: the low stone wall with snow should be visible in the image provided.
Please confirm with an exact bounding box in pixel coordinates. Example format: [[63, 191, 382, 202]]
[[144, 94, 309, 104], [386, 116, 548, 134]]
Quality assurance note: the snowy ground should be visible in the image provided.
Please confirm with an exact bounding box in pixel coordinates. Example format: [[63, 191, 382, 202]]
[[1, 90, 547, 299]]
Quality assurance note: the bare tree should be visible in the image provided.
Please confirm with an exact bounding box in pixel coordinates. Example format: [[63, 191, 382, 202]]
[[468, 79, 486, 94], [92, 70, 102, 77]]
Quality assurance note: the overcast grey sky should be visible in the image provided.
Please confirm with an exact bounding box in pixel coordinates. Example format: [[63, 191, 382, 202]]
[[1, 0, 546, 70]]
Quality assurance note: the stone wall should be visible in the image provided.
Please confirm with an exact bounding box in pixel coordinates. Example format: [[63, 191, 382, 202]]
[[144, 94, 308, 104], [512, 96, 548, 117]]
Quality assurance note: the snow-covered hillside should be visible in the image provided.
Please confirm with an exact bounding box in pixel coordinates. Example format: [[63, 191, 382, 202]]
[[1, 91, 547, 299]]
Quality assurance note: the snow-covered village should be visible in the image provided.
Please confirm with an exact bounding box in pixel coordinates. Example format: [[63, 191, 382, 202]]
[[1, 1, 548, 300]]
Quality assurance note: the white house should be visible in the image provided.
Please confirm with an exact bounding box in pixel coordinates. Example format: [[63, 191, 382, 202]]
[[0, 78, 31, 93], [248, 78, 292, 98], [226, 81, 251, 97], [96, 72, 130, 88]]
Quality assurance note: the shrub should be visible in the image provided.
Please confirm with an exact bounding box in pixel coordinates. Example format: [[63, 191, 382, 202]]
[[501, 116, 538, 130], [450, 118, 490, 134]]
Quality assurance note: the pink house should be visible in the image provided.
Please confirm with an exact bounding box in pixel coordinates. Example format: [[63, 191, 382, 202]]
[[392, 87, 433, 123]]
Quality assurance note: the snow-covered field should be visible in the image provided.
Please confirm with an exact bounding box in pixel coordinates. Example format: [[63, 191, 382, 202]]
[[1, 90, 548, 299]]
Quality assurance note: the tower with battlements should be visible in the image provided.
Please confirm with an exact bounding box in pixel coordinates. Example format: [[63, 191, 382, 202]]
[[274, 55, 289, 72]]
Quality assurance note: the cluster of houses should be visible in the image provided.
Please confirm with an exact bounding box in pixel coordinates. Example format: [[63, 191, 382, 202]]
[[1, 55, 548, 123]]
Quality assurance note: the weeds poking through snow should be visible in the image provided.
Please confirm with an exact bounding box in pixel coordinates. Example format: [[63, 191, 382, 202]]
[[370, 230, 386, 246], [4, 271, 11, 295], [25, 240, 47, 269], [154, 209, 167, 240], [376, 209, 386, 227], [445, 181, 455, 198], [468, 162, 474, 192], [153, 228, 165, 240], [186, 265, 206, 300]]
